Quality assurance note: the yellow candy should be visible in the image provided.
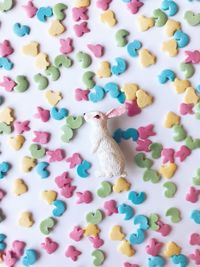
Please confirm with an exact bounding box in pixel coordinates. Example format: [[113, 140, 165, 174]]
[[84, 224, 100, 237], [41, 190, 57, 204], [136, 89, 153, 108], [0, 107, 14, 125], [21, 156, 36, 173], [8, 135, 25, 151], [163, 242, 181, 257], [117, 240, 135, 257], [96, 61, 111, 78], [48, 20, 65, 36], [137, 15, 155, 32], [162, 39, 178, 57], [159, 163, 177, 179], [113, 177, 131, 193], [163, 112, 180, 128], [45, 90, 62, 106], [35, 53, 50, 70], [183, 87, 199, 105], [18, 212, 34, 228], [121, 83, 138, 101], [139, 48, 156, 67], [172, 78, 191, 94], [109, 225, 125, 241], [164, 19, 181, 37], [100, 10, 117, 27], [12, 178, 28, 196], [74, 0, 90, 7], [22, 42, 40, 57]]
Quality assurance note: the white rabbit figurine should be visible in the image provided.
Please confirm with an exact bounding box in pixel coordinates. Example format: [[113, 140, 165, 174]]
[[84, 106, 126, 178]]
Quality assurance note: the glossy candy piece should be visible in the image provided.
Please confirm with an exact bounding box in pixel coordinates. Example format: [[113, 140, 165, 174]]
[[14, 76, 29, 92], [143, 169, 161, 183], [52, 200, 66, 217], [65, 245, 81, 261], [22, 1, 37, 18], [45, 65, 60, 81], [128, 191, 146, 204], [133, 215, 149, 230], [0, 40, 14, 57], [29, 144, 45, 159], [111, 57, 127, 76], [153, 9, 168, 27], [97, 181, 112, 198], [40, 217, 55, 235], [0, 0, 14, 12], [150, 143, 163, 159], [89, 86, 105, 103], [41, 237, 58, 254], [22, 249, 38, 266], [53, 3, 67, 20], [191, 210, 200, 224], [0, 161, 11, 179], [127, 0, 144, 14], [118, 203, 134, 220], [158, 69, 176, 83], [129, 229, 145, 245], [115, 29, 129, 47], [76, 190, 93, 204], [61, 125, 73, 143], [76, 51, 92, 68], [92, 249, 105, 266], [66, 153, 82, 168], [135, 153, 153, 168], [104, 199, 118, 216], [161, 0, 178, 16], [146, 238, 162, 256], [77, 160, 91, 178], [36, 6, 53, 22], [148, 256, 164, 267], [86, 209, 103, 224], [127, 40, 142, 57], [0, 233, 6, 251], [172, 254, 189, 267], [82, 71, 95, 89], [34, 74, 49, 90], [13, 23, 30, 37], [163, 182, 177, 198], [70, 226, 84, 241], [51, 107, 68, 120], [74, 21, 90, 37], [184, 11, 200, 26], [54, 55, 72, 68], [104, 82, 120, 98], [174, 30, 189, 48], [149, 214, 159, 231], [166, 207, 181, 223], [36, 162, 50, 179], [66, 115, 83, 129], [0, 76, 16, 91], [0, 57, 13, 70], [55, 172, 73, 190]]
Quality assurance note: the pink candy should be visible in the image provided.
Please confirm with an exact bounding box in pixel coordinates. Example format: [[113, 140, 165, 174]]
[[12, 240, 26, 258], [189, 249, 200, 265], [3, 250, 18, 267], [34, 107, 50, 122], [69, 226, 84, 242], [22, 1, 38, 18], [96, 0, 112, 10], [47, 149, 65, 162], [136, 139, 152, 152], [61, 184, 76, 199], [125, 100, 141, 117], [66, 153, 82, 168], [41, 238, 58, 254], [0, 40, 14, 57], [60, 38, 74, 54], [145, 238, 162, 256], [104, 199, 118, 216], [175, 145, 191, 162], [138, 124, 156, 140], [127, 0, 144, 14], [156, 220, 171, 236], [185, 50, 200, 64], [72, 7, 88, 21], [190, 233, 200, 246], [161, 148, 175, 164], [55, 172, 73, 188], [0, 189, 6, 201], [75, 88, 89, 101], [32, 131, 50, 144], [89, 235, 104, 248], [0, 76, 16, 92], [179, 103, 194, 115], [14, 120, 30, 134], [124, 263, 139, 267], [73, 22, 90, 37], [76, 190, 93, 204], [65, 245, 81, 261], [87, 44, 104, 58], [186, 186, 200, 203]]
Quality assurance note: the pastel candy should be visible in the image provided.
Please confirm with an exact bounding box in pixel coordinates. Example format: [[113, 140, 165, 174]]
[[36, 6, 53, 22], [118, 203, 134, 220], [161, 0, 178, 16]]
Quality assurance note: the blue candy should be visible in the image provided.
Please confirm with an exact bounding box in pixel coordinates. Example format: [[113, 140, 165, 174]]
[[174, 30, 190, 48], [117, 92, 126, 104], [133, 214, 149, 230], [13, 23, 30, 37], [172, 254, 189, 267], [113, 128, 123, 143], [148, 256, 165, 267], [127, 40, 142, 57], [128, 191, 146, 205], [0, 233, 7, 251], [104, 82, 120, 98], [161, 0, 178, 16], [52, 200, 66, 217], [118, 203, 134, 220], [122, 128, 139, 141], [22, 249, 38, 266], [89, 86, 105, 103], [158, 69, 176, 84], [77, 160, 91, 178], [129, 229, 145, 245], [0, 162, 11, 179], [191, 210, 200, 224], [111, 57, 127, 76], [121, 0, 131, 2], [0, 57, 13, 70], [36, 161, 50, 179], [36, 7, 53, 22], [50, 107, 68, 120]]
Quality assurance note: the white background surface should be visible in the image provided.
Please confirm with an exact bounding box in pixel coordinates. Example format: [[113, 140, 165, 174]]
[[0, 0, 200, 266]]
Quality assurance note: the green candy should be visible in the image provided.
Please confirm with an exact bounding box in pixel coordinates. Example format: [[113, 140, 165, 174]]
[[53, 3, 67, 20], [166, 207, 181, 223], [86, 209, 103, 224], [150, 143, 163, 159], [14, 75, 29, 92], [92, 250, 105, 266], [45, 65, 60, 81], [194, 103, 200, 120], [173, 124, 187, 142], [115, 29, 129, 47], [0, 122, 12, 134], [153, 9, 168, 27], [34, 73, 49, 90], [54, 55, 72, 68], [184, 11, 200, 26], [0, 0, 13, 12], [97, 181, 112, 198], [29, 144, 45, 159], [143, 169, 161, 183], [135, 153, 153, 169], [82, 71, 95, 89], [66, 115, 83, 129], [149, 213, 159, 231], [193, 169, 200, 186], [163, 182, 177, 198], [76, 51, 92, 68], [61, 125, 73, 143], [180, 62, 195, 79], [40, 217, 55, 235], [185, 136, 200, 150]]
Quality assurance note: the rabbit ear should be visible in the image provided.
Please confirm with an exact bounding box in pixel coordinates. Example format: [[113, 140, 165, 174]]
[[106, 106, 126, 119]]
